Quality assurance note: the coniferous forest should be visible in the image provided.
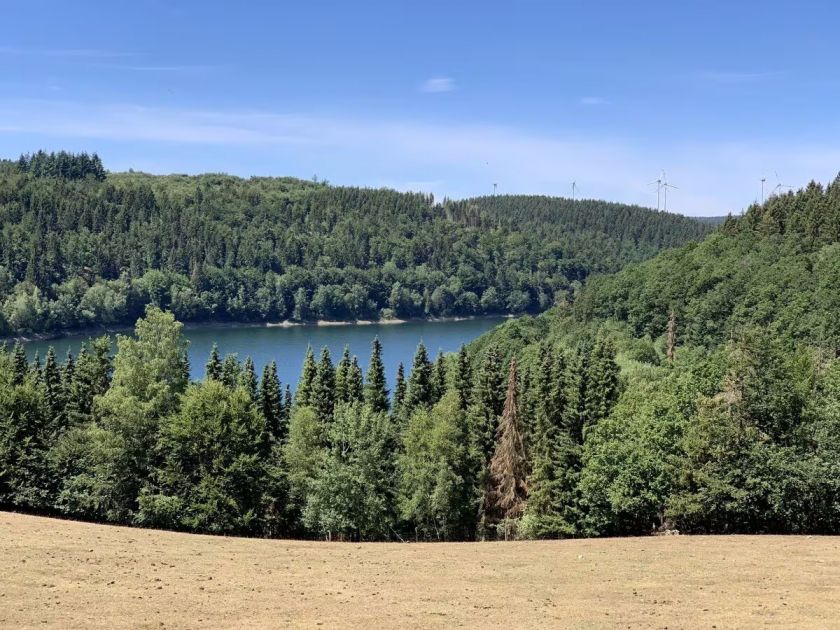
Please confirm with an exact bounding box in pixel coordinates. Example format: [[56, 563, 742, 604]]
[[0, 151, 711, 336], [1, 153, 840, 541]]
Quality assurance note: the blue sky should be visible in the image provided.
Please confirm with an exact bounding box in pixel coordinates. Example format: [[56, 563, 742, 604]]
[[2, 0, 840, 215]]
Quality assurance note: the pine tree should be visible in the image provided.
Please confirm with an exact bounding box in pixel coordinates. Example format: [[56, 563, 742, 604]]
[[431, 350, 447, 404], [12, 341, 27, 385], [260, 361, 284, 442], [584, 337, 620, 431], [348, 356, 364, 403], [393, 362, 407, 417], [364, 337, 388, 412], [311, 347, 336, 424], [30, 350, 42, 379], [240, 357, 259, 401], [42, 347, 63, 422], [283, 384, 293, 421], [295, 345, 318, 408], [404, 342, 433, 413], [335, 346, 352, 403], [486, 357, 528, 539], [468, 347, 505, 463], [564, 345, 591, 444], [523, 349, 577, 538], [454, 345, 473, 412], [205, 343, 222, 381], [221, 354, 241, 389]]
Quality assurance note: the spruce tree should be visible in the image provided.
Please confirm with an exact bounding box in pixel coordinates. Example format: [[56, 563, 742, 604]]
[[205, 343, 222, 382], [295, 345, 318, 408], [30, 350, 42, 380], [221, 354, 241, 389], [431, 350, 447, 404], [348, 356, 364, 403], [584, 337, 620, 431], [404, 342, 433, 413], [42, 347, 63, 422], [12, 341, 27, 385], [283, 384, 293, 422], [393, 362, 407, 417], [311, 347, 336, 424], [260, 361, 284, 442], [468, 347, 505, 463], [364, 337, 389, 412], [454, 345, 472, 412], [486, 357, 528, 539], [335, 346, 352, 403], [240, 357, 259, 401]]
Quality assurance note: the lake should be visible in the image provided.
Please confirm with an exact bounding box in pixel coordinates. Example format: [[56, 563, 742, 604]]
[[20, 317, 506, 392]]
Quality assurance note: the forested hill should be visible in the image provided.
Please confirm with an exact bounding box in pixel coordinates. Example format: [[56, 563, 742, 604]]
[[574, 178, 840, 350], [0, 151, 711, 336], [464, 176, 840, 537]]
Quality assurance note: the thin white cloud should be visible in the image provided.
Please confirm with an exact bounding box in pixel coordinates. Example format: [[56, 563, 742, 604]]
[[579, 96, 610, 106], [1, 98, 838, 216], [420, 77, 455, 93]]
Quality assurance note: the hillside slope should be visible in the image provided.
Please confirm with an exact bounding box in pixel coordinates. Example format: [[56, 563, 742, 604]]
[[0, 151, 711, 335], [3, 511, 839, 629]]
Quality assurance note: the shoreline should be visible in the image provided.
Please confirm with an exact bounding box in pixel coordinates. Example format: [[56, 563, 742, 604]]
[[6, 314, 516, 345]]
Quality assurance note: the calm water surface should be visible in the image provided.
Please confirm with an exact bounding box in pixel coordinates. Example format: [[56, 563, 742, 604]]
[[21, 318, 506, 391]]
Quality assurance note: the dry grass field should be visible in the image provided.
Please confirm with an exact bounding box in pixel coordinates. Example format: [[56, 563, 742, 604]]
[[2, 512, 839, 629]]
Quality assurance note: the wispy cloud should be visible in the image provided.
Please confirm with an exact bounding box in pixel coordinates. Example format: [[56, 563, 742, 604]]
[[419, 77, 455, 93], [699, 70, 781, 85], [579, 96, 610, 106], [1, 98, 838, 216]]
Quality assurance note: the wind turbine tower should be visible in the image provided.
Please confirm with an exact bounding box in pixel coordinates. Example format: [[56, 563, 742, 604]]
[[661, 171, 678, 212]]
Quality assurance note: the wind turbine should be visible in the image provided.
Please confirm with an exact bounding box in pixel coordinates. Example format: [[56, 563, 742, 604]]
[[493, 182, 498, 196], [571, 181, 578, 201], [761, 177, 766, 204], [649, 174, 663, 210], [772, 171, 793, 196], [661, 171, 678, 212]]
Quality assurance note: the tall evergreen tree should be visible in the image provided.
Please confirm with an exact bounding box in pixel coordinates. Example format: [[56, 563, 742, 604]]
[[12, 341, 27, 385], [42, 347, 63, 422], [260, 361, 284, 442], [295, 345, 318, 408], [240, 357, 259, 402], [584, 337, 620, 432], [364, 337, 389, 412], [393, 362, 407, 417], [283, 384, 293, 420], [221, 354, 241, 389], [335, 346, 352, 403], [431, 350, 447, 405], [486, 357, 528, 539], [311, 347, 336, 424], [348, 356, 364, 403], [404, 342, 433, 413], [454, 345, 473, 412], [205, 343, 222, 382], [468, 347, 505, 463]]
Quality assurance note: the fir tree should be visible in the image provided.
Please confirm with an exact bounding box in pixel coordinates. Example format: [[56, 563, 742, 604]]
[[30, 350, 42, 380], [311, 347, 336, 424], [295, 345, 317, 408], [240, 357, 259, 402], [393, 362, 407, 416], [468, 347, 505, 463], [431, 350, 447, 404], [584, 337, 620, 432], [221, 354, 241, 389], [486, 357, 528, 539], [283, 384, 293, 422], [12, 341, 27, 385], [260, 361, 284, 442], [404, 342, 433, 413], [364, 337, 389, 412], [335, 346, 352, 403], [454, 345, 473, 411], [348, 356, 364, 403], [42, 347, 63, 422], [205, 343, 222, 382]]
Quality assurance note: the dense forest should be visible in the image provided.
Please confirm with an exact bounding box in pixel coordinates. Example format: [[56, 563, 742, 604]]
[[0, 151, 711, 336], [2, 154, 839, 540]]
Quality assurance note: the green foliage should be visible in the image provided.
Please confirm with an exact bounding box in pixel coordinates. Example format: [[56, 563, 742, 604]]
[[0, 159, 711, 336]]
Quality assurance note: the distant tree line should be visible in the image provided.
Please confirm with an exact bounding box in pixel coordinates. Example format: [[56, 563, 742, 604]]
[[0, 152, 711, 336]]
